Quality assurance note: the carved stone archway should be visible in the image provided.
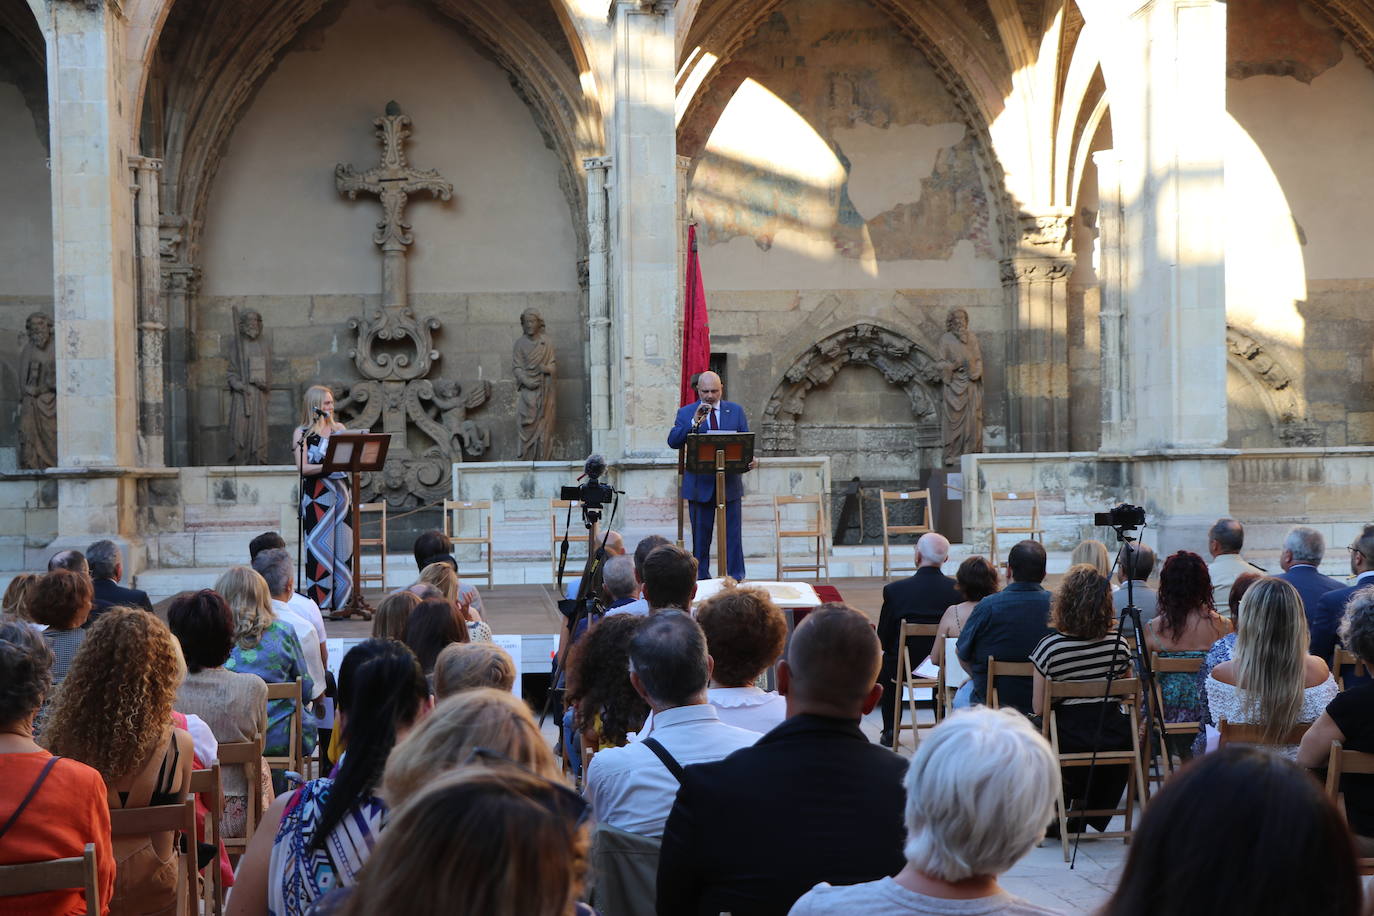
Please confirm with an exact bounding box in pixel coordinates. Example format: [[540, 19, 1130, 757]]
[[1225, 326, 1318, 446], [760, 323, 943, 457]]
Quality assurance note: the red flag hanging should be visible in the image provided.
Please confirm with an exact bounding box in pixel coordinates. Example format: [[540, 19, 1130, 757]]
[[681, 224, 711, 406]]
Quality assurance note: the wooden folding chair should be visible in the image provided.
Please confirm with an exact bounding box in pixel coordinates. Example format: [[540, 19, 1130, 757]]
[[1217, 719, 1311, 748], [215, 737, 265, 858], [109, 800, 198, 916], [1325, 741, 1374, 875], [1335, 648, 1367, 692], [264, 678, 305, 781], [0, 843, 100, 914], [773, 494, 830, 581], [189, 766, 224, 916], [1041, 678, 1148, 861], [356, 502, 387, 590], [551, 499, 591, 580], [988, 490, 1044, 568], [892, 622, 942, 750], [986, 657, 1035, 710], [444, 499, 495, 587], [1150, 652, 1204, 781], [879, 490, 932, 578]]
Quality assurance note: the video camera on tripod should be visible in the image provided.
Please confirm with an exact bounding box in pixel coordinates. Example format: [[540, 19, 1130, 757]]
[[561, 454, 616, 523], [1094, 503, 1146, 530]]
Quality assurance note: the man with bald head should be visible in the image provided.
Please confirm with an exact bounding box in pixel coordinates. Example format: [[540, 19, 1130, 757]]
[[875, 531, 960, 746], [658, 604, 908, 916], [668, 371, 752, 580]]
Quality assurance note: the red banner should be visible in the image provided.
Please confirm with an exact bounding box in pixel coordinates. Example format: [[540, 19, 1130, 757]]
[[681, 224, 711, 406]]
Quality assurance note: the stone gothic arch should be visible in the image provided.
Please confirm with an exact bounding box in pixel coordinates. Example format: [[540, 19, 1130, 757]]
[[760, 323, 943, 457]]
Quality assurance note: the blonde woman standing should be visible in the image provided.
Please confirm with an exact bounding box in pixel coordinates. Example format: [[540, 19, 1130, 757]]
[[292, 385, 351, 613]]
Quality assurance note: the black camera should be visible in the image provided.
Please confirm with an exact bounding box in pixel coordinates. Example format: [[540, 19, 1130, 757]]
[[1094, 504, 1146, 529], [561, 454, 616, 510]]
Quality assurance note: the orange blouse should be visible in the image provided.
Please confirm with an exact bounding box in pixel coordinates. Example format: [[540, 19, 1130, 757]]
[[0, 751, 115, 916]]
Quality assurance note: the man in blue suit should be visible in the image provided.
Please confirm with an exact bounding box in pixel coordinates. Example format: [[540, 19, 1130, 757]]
[[1275, 525, 1345, 662], [668, 371, 752, 580], [1314, 524, 1374, 666]]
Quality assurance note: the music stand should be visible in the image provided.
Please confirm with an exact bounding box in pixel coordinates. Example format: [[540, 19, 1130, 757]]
[[684, 432, 754, 578], [321, 432, 391, 620]]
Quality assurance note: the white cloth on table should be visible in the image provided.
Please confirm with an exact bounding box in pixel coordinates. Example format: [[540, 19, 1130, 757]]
[[1204, 672, 1336, 760]]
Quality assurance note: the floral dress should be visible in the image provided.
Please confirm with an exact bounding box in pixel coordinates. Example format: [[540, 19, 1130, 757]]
[[227, 620, 317, 756]]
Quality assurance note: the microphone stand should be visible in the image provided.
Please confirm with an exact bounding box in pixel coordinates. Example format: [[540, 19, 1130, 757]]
[[295, 426, 308, 595]]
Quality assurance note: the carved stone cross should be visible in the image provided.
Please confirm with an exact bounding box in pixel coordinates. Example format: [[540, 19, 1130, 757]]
[[336, 100, 452, 310]]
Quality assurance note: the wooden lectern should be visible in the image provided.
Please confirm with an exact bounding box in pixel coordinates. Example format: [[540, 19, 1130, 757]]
[[321, 432, 391, 620], [684, 431, 754, 578]]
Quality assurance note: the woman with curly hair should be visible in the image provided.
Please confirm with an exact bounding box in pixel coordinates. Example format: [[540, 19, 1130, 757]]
[[565, 614, 649, 755], [216, 565, 315, 760], [1145, 551, 1232, 759], [42, 608, 193, 916], [694, 586, 788, 733], [1029, 564, 1132, 833]]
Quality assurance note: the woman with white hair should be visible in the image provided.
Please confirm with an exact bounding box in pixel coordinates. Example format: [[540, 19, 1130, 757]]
[[788, 707, 1061, 915]]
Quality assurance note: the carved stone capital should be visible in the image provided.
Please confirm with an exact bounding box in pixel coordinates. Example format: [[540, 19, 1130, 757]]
[[582, 155, 613, 171], [999, 256, 1073, 285], [1017, 209, 1073, 254]]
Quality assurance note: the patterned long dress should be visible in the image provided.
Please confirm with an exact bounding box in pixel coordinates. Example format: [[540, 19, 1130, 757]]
[[267, 777, 386, 916], [301, 432, 352, 612]]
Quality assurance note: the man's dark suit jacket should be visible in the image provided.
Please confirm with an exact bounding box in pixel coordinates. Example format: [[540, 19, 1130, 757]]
[[1315, 575, 1374, 672], [656, 714, 907, 916], [89, 577, 155, 626], [1276, 565, 1345, 663], [876, 566, 960, 729]]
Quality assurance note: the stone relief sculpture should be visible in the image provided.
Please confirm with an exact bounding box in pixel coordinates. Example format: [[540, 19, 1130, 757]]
[[513, 307, 557, 461], [227, 307, 271, 465], [18, 312, 57, 470], [431, 378, 491, 458], [937, 308, 984, 466]]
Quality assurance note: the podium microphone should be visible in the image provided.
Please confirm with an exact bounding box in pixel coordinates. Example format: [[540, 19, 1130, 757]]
[[313, 407, 329, 419]]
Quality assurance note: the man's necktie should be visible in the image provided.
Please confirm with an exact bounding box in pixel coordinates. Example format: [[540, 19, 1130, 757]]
[[709, 408, 719, 431]]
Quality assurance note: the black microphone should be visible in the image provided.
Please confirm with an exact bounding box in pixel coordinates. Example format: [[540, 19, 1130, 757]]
[[583, 453, 607, 481], [313, 407, 329, 418]]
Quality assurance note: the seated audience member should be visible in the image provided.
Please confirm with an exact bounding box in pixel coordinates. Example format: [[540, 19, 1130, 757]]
[[252, 548, 328, 701], [1206, 517, 1264, 617], [325, 769, 591, 916], [370, 589, 420, 641], [228, 640, 430, 916], [404, 597, 469, 677], [1, 572, 39, 629], [418, 561, 491, 641], [217, 565, 315, 760], [1205, 577, 1335, 759], [956, 540, 1053, 713], [608, 534, 670, 618], [433, 642, 517, 698], [86, 538, 154, 620], [1146, 551, 1231, 757], [1112, 543, 1157, 624], [554, 554, 640, 699], [1100, 747, 1360, 916], [248, 531, 286, 560], [43, 609, 194, 916], [411, 529, 484, 616], [1030, 564, 1132, 833], [168, 589, 268, 837], [46, 548, 89, 578], [0, 622, 115, 914], [876, 533, 959, 745], [642, 544, 699, 613], [933, 555, 1000, 705], [383, 687, 561, 811], [1191, 571, 1261, 755], [657, 604, 908, 916], [1315, 523, 1374, 669], [1300, 590, 1374, 853], [564, 529, 627, 600], [1275, 525, 1344, 663], [694, 586, 788, 732], [586, 611, 760, 838], [790, 707, 1060, 916], [566, 614, 650, 755], [30, 568, 93, 690], [1070, 539, 1111, 577]]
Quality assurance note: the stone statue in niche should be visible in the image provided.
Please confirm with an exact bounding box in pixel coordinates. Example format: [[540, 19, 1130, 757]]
[[430, 378, 492, 458], [18, 312, 57, 470], [227, 308, 271, 465], [937, 308, 984, 466], [513, 307, 557, 461]]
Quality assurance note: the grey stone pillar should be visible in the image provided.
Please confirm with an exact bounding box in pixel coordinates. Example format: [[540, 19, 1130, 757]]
[[584, 155, 613, 454], [1002, 210, 1073, 453], [130, 155, 166, 467]]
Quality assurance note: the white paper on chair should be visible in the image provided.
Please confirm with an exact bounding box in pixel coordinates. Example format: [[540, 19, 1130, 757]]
[[914, 656, 941, 679]]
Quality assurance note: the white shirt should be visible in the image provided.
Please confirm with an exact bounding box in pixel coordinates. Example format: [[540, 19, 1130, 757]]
[[271, 599, 326, 699], [705, 686, 786, 734], [606, 597, 650, 618], [182, 713, 218, 768], [1208, 553, 1264, 615], [286, 592, 327, 645], [585, 704, 760, 838]]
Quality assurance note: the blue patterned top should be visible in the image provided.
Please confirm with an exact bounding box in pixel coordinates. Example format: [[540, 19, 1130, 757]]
[[227, 620, 316, 757], [268, 778, 386, 916]]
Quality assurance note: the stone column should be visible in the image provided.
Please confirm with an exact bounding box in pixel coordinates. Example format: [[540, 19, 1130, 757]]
[[1002, 210, 1073, 452], [607, 0, 679, 459], [130, 155, 166, 467], [45, 0, 141, 541], [1094, 151, 1132, 451], [584, 156, 613, 454]]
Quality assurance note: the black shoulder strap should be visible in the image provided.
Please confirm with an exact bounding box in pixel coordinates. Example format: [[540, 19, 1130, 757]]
[[0, 755, 61, 841], [641, 737, 686, 784]]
